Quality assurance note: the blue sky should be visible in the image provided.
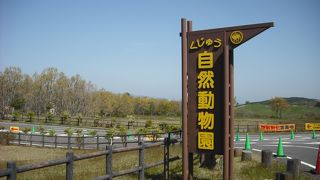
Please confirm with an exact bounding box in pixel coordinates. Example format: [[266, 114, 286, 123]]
[[1, 0, 319, 103]]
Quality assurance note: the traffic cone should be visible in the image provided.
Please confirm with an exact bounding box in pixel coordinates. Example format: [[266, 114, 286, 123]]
[[244, 133, 251, 150], [235, 132, 240, 142], [31, 126, 35, 134], [290, 130, 295, 140], [259, 131, 264, 141], [312, 130, 316, 139], [315, 144, 320, 174], [276, 136, 285, 157]]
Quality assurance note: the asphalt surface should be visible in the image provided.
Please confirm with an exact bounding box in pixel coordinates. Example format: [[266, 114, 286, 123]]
[[235, 132, 319, 172]]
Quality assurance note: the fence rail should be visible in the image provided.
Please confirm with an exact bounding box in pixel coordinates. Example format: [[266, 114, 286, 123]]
[[2, 116, 181, 129], [0, 136, 180, 180], [1, 130, 182, 150], [1, 117, 311, 134]]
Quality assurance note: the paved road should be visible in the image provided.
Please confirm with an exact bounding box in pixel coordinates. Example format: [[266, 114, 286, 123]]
[[235, 133, 319, 172]]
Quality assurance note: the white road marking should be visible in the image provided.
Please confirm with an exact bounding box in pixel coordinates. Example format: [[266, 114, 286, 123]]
[[259, 144, 318, 150], [237, 147, 317, 169]]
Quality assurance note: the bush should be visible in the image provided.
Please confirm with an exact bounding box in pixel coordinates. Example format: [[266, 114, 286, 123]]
[[38, 126, 46, 135], [158, 122, 168, 131], [117, 126, 127, 145], [135, 128, 147, 134], [46, 112, 54, 123], [88, 130, 97, 136], [105, 128, 116, 144], [0, 132, 15, 145], [75, 129, 84, 149], [48, 129, 56, 136], [12, 111, 20, 121], [64, 127, 73, 136], [145, 120, 153, 128], [164, 125, 180, 133], [22, 127, 31, 134], [94, 115, 100, 127], [76, 113, 83, 126], [60, 111, 70, 125], [26, 111, 35, 122]]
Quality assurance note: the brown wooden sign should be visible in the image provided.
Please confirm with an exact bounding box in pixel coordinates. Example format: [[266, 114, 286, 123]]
[[186, 22, 274, 154]]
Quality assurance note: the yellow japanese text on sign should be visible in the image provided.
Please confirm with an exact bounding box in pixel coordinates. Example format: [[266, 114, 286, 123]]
[[197, 50, 215, 150]]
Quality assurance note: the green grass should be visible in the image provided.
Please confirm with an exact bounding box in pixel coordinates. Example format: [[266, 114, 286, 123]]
[[236, 103, 320, 123], [0, 145, 313, 180], [0, 144, 182, 180]]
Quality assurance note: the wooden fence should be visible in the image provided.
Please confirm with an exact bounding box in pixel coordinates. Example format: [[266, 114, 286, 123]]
[[0, 136, 181, 180]]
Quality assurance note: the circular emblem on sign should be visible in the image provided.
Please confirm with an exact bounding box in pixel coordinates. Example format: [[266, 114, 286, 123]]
[[230, 31, 243, 44]]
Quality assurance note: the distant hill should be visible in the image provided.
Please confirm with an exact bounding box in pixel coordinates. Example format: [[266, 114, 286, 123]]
[[252, 97, 319, 106], [236, 97, 320, 122]]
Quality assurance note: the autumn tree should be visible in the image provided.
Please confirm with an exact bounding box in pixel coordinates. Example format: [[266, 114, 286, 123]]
[[0, 67, 24, 118], [0, 66, 183, 121], [270, 97, 289, 118]]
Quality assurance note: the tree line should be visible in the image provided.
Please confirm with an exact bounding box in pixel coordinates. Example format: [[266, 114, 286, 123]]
[[0, 67, 181, 119]]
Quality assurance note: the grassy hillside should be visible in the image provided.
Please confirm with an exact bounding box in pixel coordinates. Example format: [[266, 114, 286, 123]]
[[235, 97, 320, 123]]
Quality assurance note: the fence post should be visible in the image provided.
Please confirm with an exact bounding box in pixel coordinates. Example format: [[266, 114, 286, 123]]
[[66, 151, 74, 180], [42, 134, 44, 147], [55, 135, 57, 148], [18, 132, 21, 145], [97, 135, 100, 150], [276, 172, 292, 180], [30, 133, 33, 146], [106, 145, 113, 179], [125, 135, 127, 147], [261, 150, 272, 168], [68, 136, 71, 149], [138, 135, 141, 144], [164, 136, 170, 180], [82, 135, 85, 149], [139, 142, 145, 180], [164, 137, 168, 180], [287, 159, 301, 180], [7, 161, 16, 180]]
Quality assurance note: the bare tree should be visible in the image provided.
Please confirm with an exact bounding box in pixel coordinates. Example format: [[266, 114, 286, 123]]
[[270, 97, 289, 118]]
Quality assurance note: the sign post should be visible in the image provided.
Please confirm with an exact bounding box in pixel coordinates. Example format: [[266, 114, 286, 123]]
[[181, 19, 273, 179]]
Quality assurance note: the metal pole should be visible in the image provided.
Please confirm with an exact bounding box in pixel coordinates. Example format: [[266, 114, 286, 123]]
[[187, 20, 194, 180], [223, 42, 230, 180], [181, 18, 188, 180], [229, 49, 234, 180]]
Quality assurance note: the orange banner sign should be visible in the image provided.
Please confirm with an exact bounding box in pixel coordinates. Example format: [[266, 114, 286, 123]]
[[259, 124, 295, 132], [10, 126, 20, 133]]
